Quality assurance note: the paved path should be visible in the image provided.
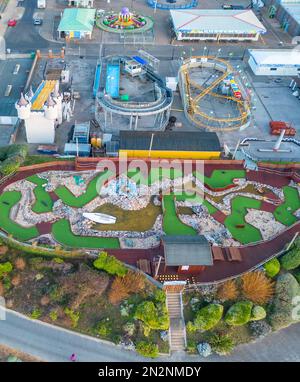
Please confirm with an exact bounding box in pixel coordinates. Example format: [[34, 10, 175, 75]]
[[1, 306, 300, 362]]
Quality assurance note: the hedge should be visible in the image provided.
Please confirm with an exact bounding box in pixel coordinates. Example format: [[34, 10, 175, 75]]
[[225, 301, 253, 326], [93, 251, 127, 276]]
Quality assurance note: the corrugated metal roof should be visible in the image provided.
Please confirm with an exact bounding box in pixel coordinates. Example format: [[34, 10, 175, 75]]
[[119, 131, 221, 152], [170, 9, 266, 33], [249, 49, 300, 66], [57, 8, 96, 32], [162, 235, 213, 266]]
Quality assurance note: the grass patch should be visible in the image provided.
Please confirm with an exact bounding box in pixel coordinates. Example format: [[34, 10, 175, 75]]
[[23, 155, 74, 166], [93, 200, 161, 232], [224, 196, 262, 244], [27, 175, 53, 213], [162, 195, 197, 236], [55, 170, 113, 208], [0, 191, 39, 241], [274, 186, 300, 226], [52, 219, 120, 249]]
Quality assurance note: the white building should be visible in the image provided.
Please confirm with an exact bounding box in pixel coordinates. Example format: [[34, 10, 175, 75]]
[[248, 49, 300, 76], [15, 81, 63, 144], [170, 9, 266, 41]]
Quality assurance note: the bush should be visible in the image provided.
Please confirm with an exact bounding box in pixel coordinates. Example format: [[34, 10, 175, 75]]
[[0, 144, 28, 177], [93, 252, 127, 277], [193, 304, 224, 331], [294, 269, 300, 284], [14, 257, 26, 271], [217, 279, 238, 301], [263, 258, 280, 278], [108, 271, 146, 304], [49, 310, 58, 322], [225, 301, 253, 326], [0, 262, 13, 278], [123, 321, 135, 336], [209, 333, 234, 356], [30, 308, 42, 319], [251, 305, 266, 321], [153, 289, 166, 303], [280, 246, 300, 270], [64, 308, 80, 328], [197, 342, 212, 358], [240, 271, 275, 304], [249, 320, 272, 340], [96, 319, 112, 338], [136, 341, 159, 358], [269, 273, 300, 330], [134, 301, 169, 330]]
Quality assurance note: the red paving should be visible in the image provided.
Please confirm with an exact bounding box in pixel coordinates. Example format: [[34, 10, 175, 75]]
[[1, 160, 300, 284], [261, 201, 277, 213], [211, 210, 227, 224]]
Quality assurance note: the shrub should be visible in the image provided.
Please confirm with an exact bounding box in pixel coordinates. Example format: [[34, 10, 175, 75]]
[[240, 271, 274, 304], [153, 289, 166, 303], [263, 258, 280, 278], [0, 262, 13, 278], [123, 321, 135, 336], [96, 319, 112, 338], [251, 305, 266, 321], [197, 342, 212, 358], [134, 301, 169, 330], [280, 246, 300, 270], [30, 308, 42, 319], [64, 308, 80, 328], [14, 257, 26, 271], [49, 310, 58, 322], [217, 279, 238, 301], [225, 301, 253, 326], [11, 275, 21, 287], [269, 273, 300, 330], [209, 333, 234, 355], [249, 320, 272, 340], [294, 269, 300, 284], [186, 340, 197, 353], [40, 296, 50, 306], [193, 304, 224, 331], [108, 271, 146, 304], [0, 281, 4, 296], [53, 257, 64, 264], [186, 321, 196, 333], [93, 252, 127, 277], [0, 245, 8, 255], [136, 341, 159, 358]]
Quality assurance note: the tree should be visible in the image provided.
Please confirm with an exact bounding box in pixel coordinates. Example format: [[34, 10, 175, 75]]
[[93, 252, 127, 277], [134, 301, 169, 330], [241, 271, 274, 304]]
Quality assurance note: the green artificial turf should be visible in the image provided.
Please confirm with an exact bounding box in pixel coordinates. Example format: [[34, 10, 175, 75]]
[[224, 196, 262, 244], [194, 169, 246, 189], [274, 186, 300, 226], [162, 195, 197, 236], [0, 191, 39, 241], [54, 170, 113, 208], [27, 175, 53, 213], [52, 219, 120, 249], [127, 167, 183, 186]]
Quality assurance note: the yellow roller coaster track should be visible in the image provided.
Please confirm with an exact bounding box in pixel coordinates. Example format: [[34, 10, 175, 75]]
[[179, 56, 251, 131]]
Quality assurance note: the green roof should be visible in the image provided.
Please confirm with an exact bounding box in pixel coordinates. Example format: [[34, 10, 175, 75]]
[[57, 8, 96, 32]]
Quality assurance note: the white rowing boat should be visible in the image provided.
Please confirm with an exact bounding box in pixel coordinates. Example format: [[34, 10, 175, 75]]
[[83, 213, 116, 224]]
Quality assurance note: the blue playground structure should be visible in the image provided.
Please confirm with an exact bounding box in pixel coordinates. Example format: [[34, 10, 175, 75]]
[[147, 0, 198, 10], [105, 63, 120, 98], [93, 63, 101, 98]]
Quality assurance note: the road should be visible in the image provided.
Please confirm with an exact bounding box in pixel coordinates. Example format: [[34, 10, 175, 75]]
[[1, 307, 300, 362], [4, 0, 59, 52]]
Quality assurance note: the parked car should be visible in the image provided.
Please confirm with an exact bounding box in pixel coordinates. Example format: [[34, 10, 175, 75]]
[[33, 18, 43, 25], [7, 19, 17, 27]]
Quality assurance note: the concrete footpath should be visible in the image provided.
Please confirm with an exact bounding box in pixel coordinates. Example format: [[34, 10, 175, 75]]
[[0, 0, 25, 40]]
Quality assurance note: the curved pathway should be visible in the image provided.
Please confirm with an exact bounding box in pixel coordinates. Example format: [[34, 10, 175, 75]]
[[0, 307, 300, 362]]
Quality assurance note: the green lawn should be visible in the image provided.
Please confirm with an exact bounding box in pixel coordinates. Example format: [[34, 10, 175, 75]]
[[224, 196, 262, 244], [274, 186, 300, 226], [162, 195, 197, 236], [127, 167, 183, 186], [52, 219, 120, 249], [0, 191, 39, 241], [194, 169, 246, 189], [27, 175, 53, 213], [54, 170, 113, 208]]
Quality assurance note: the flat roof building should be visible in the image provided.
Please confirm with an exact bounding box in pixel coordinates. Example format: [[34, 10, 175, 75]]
[[170, 9, 266, 41], [57, 8, 96, 39], [119, 131, 221, 159], [248, 49, 300, 76]]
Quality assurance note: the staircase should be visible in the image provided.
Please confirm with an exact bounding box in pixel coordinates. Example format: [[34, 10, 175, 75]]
[[166, 292, 186, 352]]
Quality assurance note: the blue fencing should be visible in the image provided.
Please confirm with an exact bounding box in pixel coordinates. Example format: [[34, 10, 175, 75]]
[[147, 0, 198, 10], [105, 64, 120, 98], [93, 63, 101, 98]]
